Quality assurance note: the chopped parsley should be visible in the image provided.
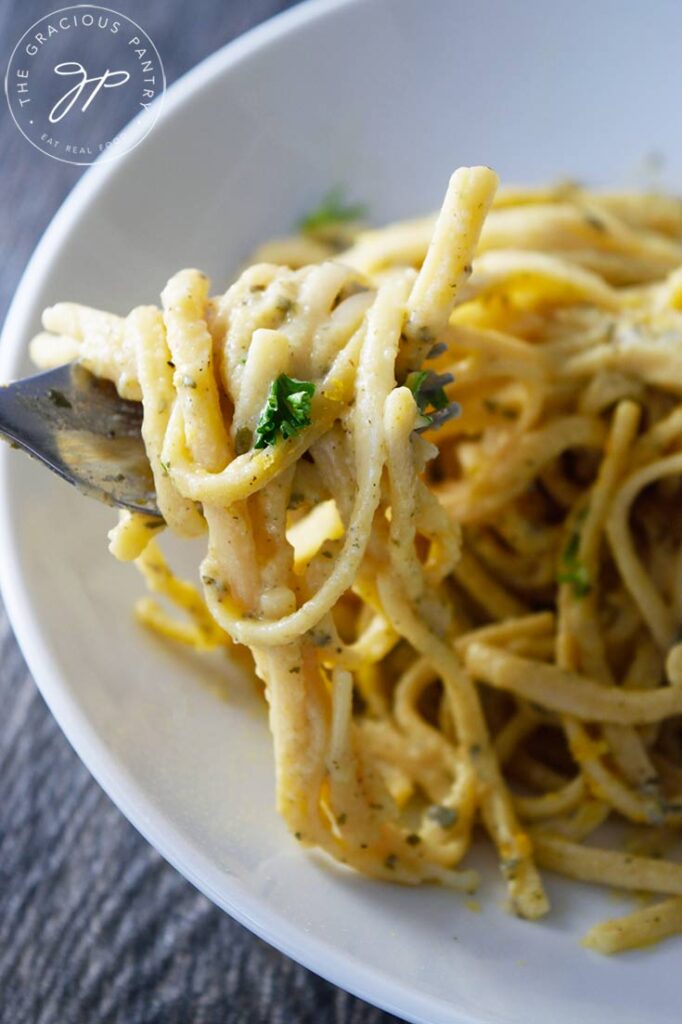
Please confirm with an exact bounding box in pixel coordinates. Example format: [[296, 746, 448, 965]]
[[406, 370, 452, 427], [558, 562, 591, 598], [254, 374, 315, 449], [406, 370, 429, 405], [557, 510, 592, 598], [299, 187, 366, 234]]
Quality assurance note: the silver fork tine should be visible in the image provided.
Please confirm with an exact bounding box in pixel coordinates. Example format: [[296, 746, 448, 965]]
[[0, 363, 160, 516]]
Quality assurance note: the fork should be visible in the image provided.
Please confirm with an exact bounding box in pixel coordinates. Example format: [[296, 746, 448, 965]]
[[0, 363, 160, 516]]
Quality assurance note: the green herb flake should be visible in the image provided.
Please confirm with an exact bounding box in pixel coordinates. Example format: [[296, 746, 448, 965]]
[[405, 370, 450, 426], [558, 511, 592, 599], [426, 805, 458, 828], [405, 833, 422, 846], [299, 187, 367, 234], [159, 459, 170, 476], [406, 370, 427, 400], [145, 520, 165, 530], [384, 853, 398, 870], [336, 812, 348, 826], [254, 374, 316, 449], [557, 563, 592, 598], [47, 388, 72, 409]]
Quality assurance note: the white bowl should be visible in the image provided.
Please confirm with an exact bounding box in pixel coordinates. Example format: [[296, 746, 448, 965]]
[[2, 1, 682, 1021]]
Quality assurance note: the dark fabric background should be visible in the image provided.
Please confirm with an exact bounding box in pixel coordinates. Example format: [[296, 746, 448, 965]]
[[0, 3, 403, 1021]]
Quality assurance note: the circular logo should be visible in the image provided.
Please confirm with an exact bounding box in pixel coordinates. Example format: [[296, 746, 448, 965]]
[[4, 5, 166, 166]]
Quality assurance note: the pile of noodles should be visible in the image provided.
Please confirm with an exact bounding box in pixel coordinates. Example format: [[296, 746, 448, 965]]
[[31, 168, 682, 953]]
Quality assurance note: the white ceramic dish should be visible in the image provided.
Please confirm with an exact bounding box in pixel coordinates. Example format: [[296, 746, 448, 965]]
[[2, 1, 682, 1021]]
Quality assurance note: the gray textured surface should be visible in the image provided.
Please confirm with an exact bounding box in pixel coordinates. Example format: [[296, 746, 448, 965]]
[[0, 3, 402, 1021]]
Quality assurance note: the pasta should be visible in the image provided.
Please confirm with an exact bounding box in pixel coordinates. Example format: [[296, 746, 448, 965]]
[[31, 167, 682, 953]]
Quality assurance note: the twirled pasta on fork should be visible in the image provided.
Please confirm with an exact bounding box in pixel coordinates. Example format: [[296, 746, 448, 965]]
[[32, 166, 682, 953]]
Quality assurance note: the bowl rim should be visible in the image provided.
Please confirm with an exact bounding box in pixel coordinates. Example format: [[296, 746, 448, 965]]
[[0, 1, 471, 1021]]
